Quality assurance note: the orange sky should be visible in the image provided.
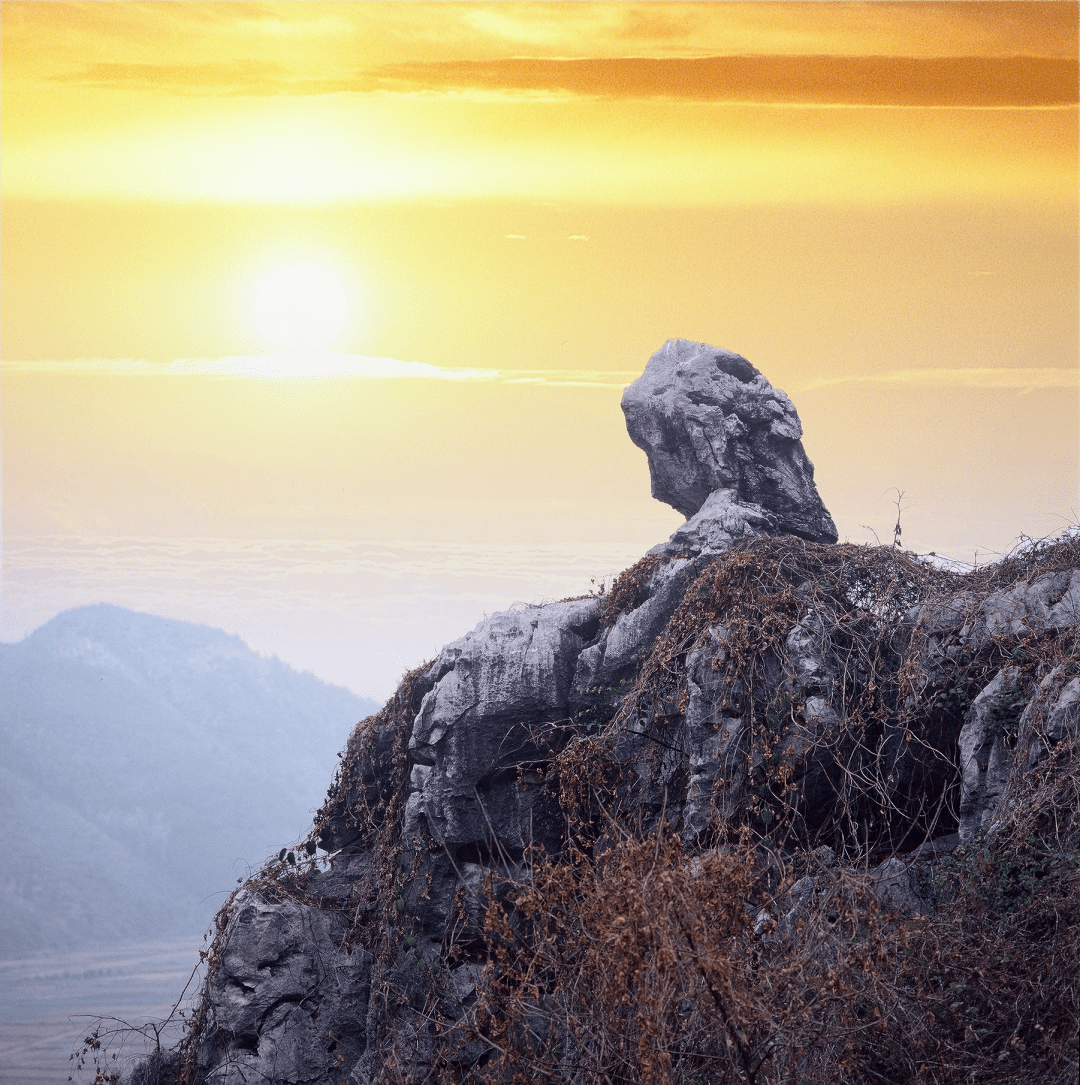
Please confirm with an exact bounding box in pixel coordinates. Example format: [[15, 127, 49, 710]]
[[2, 2, 1077, 695], [3, 2, 1077, 204]]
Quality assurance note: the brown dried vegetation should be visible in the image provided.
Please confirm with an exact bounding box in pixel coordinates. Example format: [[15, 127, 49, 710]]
[[459, 536, 1080, 1085], [139, 534, 1080, 1085]]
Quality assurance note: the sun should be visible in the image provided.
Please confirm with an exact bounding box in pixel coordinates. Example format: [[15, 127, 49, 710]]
[[250, 259, 352, 353]]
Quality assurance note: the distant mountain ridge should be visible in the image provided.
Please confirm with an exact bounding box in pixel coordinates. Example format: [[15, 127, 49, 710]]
[[0, 604, 378, 956]]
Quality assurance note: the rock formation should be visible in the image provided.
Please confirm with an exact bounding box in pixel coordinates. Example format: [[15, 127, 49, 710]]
[[621, 339, 837, 545], [123, 342, 1079, 1085]]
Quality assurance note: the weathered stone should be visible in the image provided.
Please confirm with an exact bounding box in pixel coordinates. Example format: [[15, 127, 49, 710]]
[[657, 488, 777, 558], [681, 625, 747, 839], [1045, 674, 1080, 744], [872, 857, 926, 913], [201, 891, 372, 1084], [906, 833, 960, 862], [405, 597, 599, 859], [978, 570, 1080, 637], [1005, 667, 1080, 788], [958, 668, 1026, 843], [572, 557, 698, 702], [621, 339, 837, 542]]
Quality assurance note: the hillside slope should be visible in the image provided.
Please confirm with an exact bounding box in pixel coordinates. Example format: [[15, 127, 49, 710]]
[[0, 604, 377, 955]]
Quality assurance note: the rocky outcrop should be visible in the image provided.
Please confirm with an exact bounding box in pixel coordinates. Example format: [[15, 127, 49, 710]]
[[621, 339, 837, 544], [127, 343, 1080, 1085], [201, 894, 372, 1084], [404, 597, 601, 859]]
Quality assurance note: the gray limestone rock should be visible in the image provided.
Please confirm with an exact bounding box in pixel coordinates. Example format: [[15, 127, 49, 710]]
[[871, 857, 927, 914], [978, 570, 1080, 637], [202, 891, 372, 1084], [656, 487, 778, 559], [958, 668, 1027, 843], [572, 557, 698, 705], [621, 339, 837, 543], [906, 569, 1080, 715], [1044, 673, 1080, 747], [405, 597, 600, 858], [681, 625, 747, 839]]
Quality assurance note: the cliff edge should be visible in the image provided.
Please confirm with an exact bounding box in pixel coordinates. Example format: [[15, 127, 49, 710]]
[[122, 342, 1079, 1085]]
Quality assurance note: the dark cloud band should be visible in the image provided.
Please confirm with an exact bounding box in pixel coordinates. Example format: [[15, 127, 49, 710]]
[[377, 55, 1078, 108], [67, 55, 1078, 108]]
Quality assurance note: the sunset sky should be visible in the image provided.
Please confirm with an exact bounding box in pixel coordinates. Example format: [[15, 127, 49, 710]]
[[2, 1, 1077, 697]]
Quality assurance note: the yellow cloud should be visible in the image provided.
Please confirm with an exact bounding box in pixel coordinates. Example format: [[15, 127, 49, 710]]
[[33, 53, 1078, 108], [796, 368, 1079, 393], [6, 2, 1075, 79], [4, 4, 1074, 206], [0, 355, 640, 386], [342, 56, 1080, 108]]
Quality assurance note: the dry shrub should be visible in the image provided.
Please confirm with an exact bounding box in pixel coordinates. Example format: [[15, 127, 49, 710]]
[[610, 538, 964, 858], [468, 743, 1078, 1084], [473, 829, 759, 1083], [469, 824, 919, 1085]]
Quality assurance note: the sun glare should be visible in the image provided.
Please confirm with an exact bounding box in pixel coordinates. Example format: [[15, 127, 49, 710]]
[[250, 259, 352, 353]]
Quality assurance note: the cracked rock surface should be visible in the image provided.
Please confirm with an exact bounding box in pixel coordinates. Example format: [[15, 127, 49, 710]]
[[201, 893, 372, 1085], [621, 338, 837, 543]]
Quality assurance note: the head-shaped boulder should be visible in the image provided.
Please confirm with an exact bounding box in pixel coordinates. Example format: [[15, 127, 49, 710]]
[[621, 339, 838, 543]]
